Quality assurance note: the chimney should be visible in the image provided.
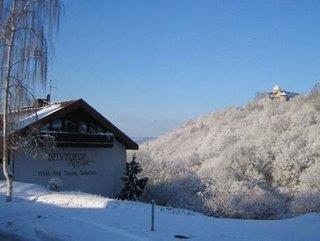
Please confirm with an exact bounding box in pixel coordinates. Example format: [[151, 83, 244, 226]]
[[34, 96, 50, 108]]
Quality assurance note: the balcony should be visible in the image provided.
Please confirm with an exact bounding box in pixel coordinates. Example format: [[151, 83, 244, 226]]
[[41, 131, 114, 148]]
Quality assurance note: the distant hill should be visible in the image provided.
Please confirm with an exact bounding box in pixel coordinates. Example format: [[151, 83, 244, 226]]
[[132, 136, 156, 144], [137, 85, 320, 219]]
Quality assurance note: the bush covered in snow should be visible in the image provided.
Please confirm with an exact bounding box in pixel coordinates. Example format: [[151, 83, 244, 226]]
[[136, 85, 320, 219], [48, 177, 63, 191]]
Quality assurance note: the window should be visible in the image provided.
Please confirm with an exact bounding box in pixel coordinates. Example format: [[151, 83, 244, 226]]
[[64, 119, 78, 133], [41, 123, 50, 131], [47, 111, 107, 134], [78, 120, 87, 133], [41, 111, 113, 147], [51, 119, 62, 132], [88, 121, 105, 133]]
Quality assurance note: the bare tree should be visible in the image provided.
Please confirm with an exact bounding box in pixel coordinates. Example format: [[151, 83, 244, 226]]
[[0, 0, 61, 202], [254, 91, 267, 101], [309, 82, 320, 97]]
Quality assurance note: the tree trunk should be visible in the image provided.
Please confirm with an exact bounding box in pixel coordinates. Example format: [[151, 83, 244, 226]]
[[2, 0, 16, 203]]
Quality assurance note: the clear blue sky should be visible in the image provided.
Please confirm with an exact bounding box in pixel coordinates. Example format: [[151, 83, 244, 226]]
[[46, 0, 320, 137]]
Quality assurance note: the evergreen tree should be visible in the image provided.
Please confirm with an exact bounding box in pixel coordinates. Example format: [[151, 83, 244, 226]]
[[117, 154, 148, 201]]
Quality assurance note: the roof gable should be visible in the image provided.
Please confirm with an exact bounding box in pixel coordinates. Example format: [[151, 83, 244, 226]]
[[17, 99, 138, 150]]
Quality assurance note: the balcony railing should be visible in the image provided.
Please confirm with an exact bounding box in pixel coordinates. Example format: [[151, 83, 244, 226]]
[[41, 131, 114, 147]]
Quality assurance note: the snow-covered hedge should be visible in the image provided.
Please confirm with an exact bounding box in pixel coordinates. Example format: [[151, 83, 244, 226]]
[[136, 86, 320, 219]]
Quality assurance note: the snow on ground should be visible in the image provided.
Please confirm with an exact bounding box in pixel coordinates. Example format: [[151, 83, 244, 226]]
[[0, 181, 319, 241]]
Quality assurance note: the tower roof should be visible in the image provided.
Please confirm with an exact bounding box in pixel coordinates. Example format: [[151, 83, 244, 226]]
[[273, 85, 281, 92]]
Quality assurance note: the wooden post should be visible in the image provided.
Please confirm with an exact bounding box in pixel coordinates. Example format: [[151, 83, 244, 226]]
[[151, 200, 155, 231]]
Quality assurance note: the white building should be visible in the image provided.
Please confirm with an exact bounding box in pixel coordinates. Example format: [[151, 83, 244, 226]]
[[268, 85, 299, 101], [1, 99, 138, 197]]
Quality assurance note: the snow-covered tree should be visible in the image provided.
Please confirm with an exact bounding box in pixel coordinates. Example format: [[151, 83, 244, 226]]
[[136, 86, 320, 219], [0, 0, 61, 202]]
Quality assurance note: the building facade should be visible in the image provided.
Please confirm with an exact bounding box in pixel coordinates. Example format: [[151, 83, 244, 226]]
[[2, 99, 138, 197], [268, 85, 299, 101]]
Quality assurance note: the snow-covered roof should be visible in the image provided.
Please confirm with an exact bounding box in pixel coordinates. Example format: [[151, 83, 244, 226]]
[[17, 103, 63, 131]]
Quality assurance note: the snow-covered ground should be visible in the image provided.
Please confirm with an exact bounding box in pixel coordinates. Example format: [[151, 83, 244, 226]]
[[0, 181, 319, 241]]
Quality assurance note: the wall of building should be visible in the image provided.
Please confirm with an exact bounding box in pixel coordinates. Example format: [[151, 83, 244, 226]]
[[10, 139, 127, 197]]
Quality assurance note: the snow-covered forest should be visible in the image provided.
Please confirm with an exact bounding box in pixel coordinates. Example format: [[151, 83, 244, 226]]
[[136, 85, 320, 219]]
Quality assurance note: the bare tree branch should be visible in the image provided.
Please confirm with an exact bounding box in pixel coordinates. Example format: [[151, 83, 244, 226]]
[[0, 0, 61, 202]]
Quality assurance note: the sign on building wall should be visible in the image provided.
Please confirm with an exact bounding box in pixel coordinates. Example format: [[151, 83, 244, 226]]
[[13, 145, 126, 196], [36, 152, 98, 178]]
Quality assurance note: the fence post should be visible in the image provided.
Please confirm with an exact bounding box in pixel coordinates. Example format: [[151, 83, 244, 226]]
[[151, 200, 155, 231]]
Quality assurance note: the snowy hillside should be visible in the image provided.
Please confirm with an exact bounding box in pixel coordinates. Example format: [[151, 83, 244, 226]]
[[0, 181, 319, 241], [132, 136, 156, 144], [137, 87, 320, 219]]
